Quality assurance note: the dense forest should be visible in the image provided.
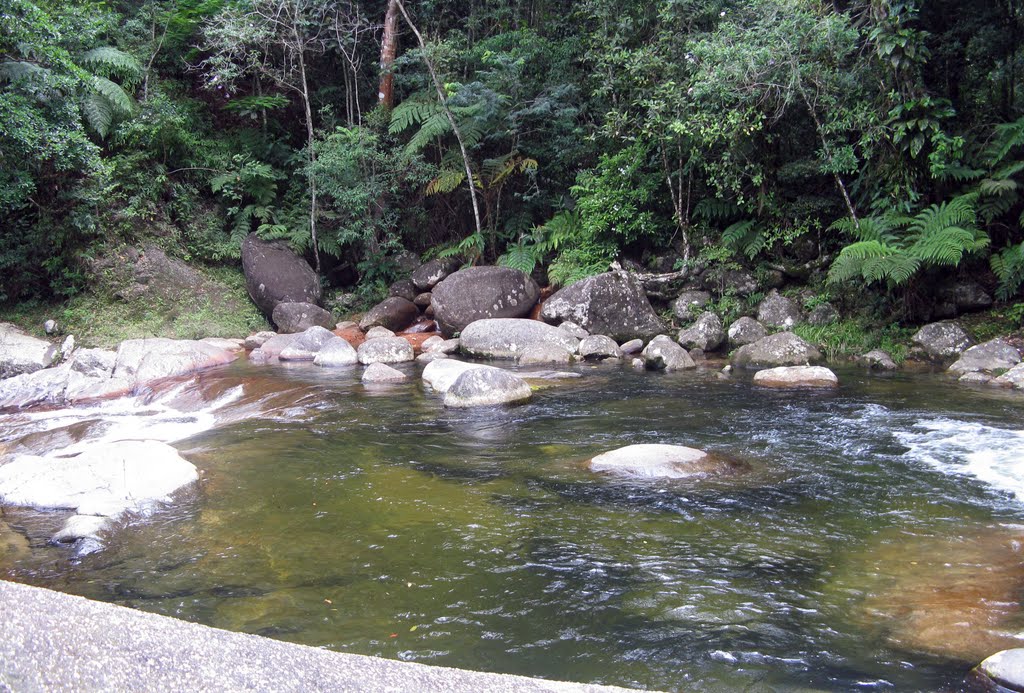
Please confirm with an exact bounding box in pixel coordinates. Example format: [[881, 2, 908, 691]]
[[2, 0, 1023, 327]]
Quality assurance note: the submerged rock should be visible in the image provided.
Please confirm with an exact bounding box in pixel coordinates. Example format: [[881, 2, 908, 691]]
[[731, 332, 822, 369], [51, 515, 113, 545], [460, 319, 579, 360], [0, 440, 197, 520], [589, 444, 741, 480], [442, 368, 532, 408], [362, 363, 408, 383], [857, 349, 897, 371], [752, 366, 839, 388]]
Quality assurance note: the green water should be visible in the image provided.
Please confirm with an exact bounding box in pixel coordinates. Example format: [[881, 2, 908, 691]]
[[5, 361, 1024, 690]]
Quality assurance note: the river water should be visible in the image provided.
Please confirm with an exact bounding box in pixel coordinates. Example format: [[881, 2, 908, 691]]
[[3, 360, 1024, 691]]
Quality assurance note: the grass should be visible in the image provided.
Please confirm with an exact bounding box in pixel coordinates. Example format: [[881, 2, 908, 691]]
[[793, 320, 916, 363]]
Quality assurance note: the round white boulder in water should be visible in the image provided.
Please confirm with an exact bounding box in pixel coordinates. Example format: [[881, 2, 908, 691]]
[[977, 648, 1024, 691], [589, 444, 735, 480], [752, 366, 838, 389], [0, 440, 198, 519]]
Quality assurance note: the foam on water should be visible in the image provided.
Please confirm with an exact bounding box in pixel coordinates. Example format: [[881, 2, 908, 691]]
[[897, 418, 1024, 500]]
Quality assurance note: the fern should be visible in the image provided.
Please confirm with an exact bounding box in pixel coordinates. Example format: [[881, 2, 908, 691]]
[[694, 198, 741, 222], [425, 168, 466, 196], [79, 46, 142, 85], [991, 242, 1024, 300], [81, 92, 115, 138], [497, 239, 539, 274], [0, 60, 49, 84], [389, 95, 440, 135]]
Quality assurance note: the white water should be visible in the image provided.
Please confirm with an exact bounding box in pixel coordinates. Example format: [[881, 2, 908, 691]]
[[897, 418, 1024, 501]]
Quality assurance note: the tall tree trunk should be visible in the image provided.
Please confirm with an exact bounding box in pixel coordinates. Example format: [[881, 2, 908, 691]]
[[395, 0, 484, 241], [378, 0, 400, 109], [294, 23, 320, 274]]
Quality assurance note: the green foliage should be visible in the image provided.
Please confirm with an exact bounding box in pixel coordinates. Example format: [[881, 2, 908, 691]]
[[793, 320, 913, 364]]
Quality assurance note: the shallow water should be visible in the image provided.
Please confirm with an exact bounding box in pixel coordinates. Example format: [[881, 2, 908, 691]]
[[4, 360, 1024, 691]]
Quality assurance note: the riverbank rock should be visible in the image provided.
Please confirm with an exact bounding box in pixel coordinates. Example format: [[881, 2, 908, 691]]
[[807, 302, 840, 326], [431, 266, 540, 336], [672, 290, 712, 323], [460, 319, 579, 360], [0, 366, 133, 410], [249, 333, 298, 361], [241, 233, 320, 317], [579, 335, 622, 361], [422, 359, 495, 393], [620, 339, 644, 355], [589, 444, 741, 480], [442, 368, 532, 408], [359, 297, 419, 333], [856, 350, 898, 371], [362, 363, 408, 383], [948, 338, 1021, 376], [541, 272, 666, 342], [558, 321, 590, 340], [412, 258, 460, 291], [757, 290, 803, 329], [113, 338, 238, 385], [731, 332, 822, 369], [642, 335, 696, 371], [0, 324, 56, 380], [388, 279, 417, 302], [677, 312, 724, 352], [912, 321, 974, 361], [518, 342, 574, 365], [0, 440, 197, 519], [702, 268, 759, 297], [70, 348, 117, 379], [975, 649, 1024, 691], [243, 331, 277, 350], [727, 317, 767, 347], [993, 363, 1024, 389], [357, 337, 414, 365], [753, 366, 839, 388], [935, 281, 994, 318], [271, 302, 333, 334], [278, 326, 336, 361], [313, 337, 358, 367]]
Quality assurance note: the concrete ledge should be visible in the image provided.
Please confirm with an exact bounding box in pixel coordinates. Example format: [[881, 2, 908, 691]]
[[0, 580, 630, 692]]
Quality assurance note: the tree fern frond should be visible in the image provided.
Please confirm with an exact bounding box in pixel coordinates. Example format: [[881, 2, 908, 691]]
[[388, 94, 440, 134], [81, 91, 114, 138], [694, 198, 740, 222], [0, 60, 49, 84], [906, 196, 976, 238], [722, 220, 757, 248], [991, 242, 1024, 300], [91, 76, 135, 117], [993, 160, 1024, 181], [425, 168, 465, 195], [79, 46, 142, 84], [985, 117, 1024, 166], [979, 178, 1019, 196], [978, 190, 1019, 222], [908, 226, 978, 265], [403, 111, 451, 155], [497, 242, 538, 274]]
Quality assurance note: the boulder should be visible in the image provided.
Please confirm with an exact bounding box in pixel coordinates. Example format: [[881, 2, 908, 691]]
[[43, 319, 59, 335], [518, 342, 574, 366], [388, 279, 417, 302], [935, 281, 994, 318], [69, 348, 117, 379], [51, 515, 113, 545], [589, 444, 742, 480], [727, 317, 767, 347], [271, 302, 334, 334], [676, 312, 724, 352], [358, 297, 419, 333], [249, 333, 298, 361], [702, 268, 758, 297], [912, 321, 974, 361], [241, 233, 320, 317], [731, 332, 822, 369], [558, 321, 590, 339], [756, 290, 803, 329], [416, 351, 448, 364], [278, 326, 336, 361], [413, 292, 433, 308], [541, 272, 665, 342], [365, 326, 396, 340], [313, 337, 359, 367], [672, 290, 712, 323], [422, 359, 496, 394], [460, 319, 579, 360], [199, 337, 244, 352], [993, 363, 1024, 390], [362, 363, 408, 383], [642, 335, 696, 371], [392, 249, 421, 275], [243, 331, 278, 350], [752, 366, 839, 388], [975, 649, 1024, 692], [0, 440, 197, 519], [412, 258, 460, 291], [421, 335, 444, 353], [948, 338, 1021, 375], [807, 302, 840, 326], [357, 337, 414, 365], [113, 338, 237, 386], [620, 339, 644, 355], [857, 350, 898, 371], [579, 335, 623, 360], [959, 372, 993, 385], [431, 266, 540, 336], [443, 368, 533, 408], [0, 323, 56, 380]]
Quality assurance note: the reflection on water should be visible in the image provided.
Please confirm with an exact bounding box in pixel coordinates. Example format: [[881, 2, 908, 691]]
[[3, 361, 1024, 690]]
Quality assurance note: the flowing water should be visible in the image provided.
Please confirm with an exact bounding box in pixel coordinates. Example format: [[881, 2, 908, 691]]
[[4, 360, 1024, 691]]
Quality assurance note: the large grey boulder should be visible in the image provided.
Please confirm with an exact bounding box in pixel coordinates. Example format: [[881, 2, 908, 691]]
[[0, 324, 56, 380], [278, 326, 336, 361], [975, 649, 1024, 692], [934, 281, 993, 318], [361, 363, 408, 383], [388, 279, 417, 302], [460, 319, 579, 360], [677, 312, 724, 352], [642, 335, 696, 371], [912, 321, 974, 361], [443, 368, 532, 408], [313, 337, 358, 367], [672, 290, 712, 323], [241, 233, 320, 317], [579, 335, 623, 360], [727, 317, 767, 347], [0, 440, 197, 519], [702, 268, 758, 296], [422, 359, 496, 393], [356, 337, 414, 365], [948, 338, 1021, 375], [753, 366, 839, 388], [732, 332, 822, 369], [412, 258, 460, 291], [272, 302, 334, 334], [358, 297, 419, 333], [431, 266, 540, 337], [757, 290, 803, 329], [589, 444, 742, 480], [541, 272, 666, 342]]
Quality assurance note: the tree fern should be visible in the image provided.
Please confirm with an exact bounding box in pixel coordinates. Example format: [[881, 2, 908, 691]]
[[425, 168, 465, 196], [0, 61, 49, 84], [81, 91, 115, 138], [991, 242, 1024, 300], [79, 47, 142, 86]]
